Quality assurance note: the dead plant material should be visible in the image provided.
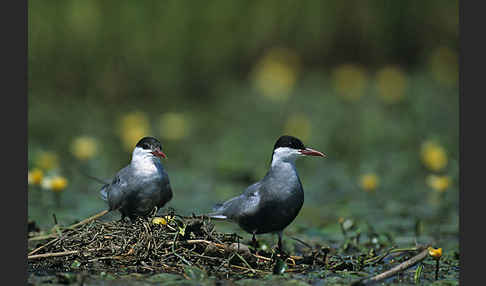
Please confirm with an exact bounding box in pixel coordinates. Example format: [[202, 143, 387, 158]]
[[27, 210, 316, 279]]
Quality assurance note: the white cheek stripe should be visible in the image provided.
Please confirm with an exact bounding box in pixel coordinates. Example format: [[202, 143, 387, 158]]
[[272, 147, 300, 166]]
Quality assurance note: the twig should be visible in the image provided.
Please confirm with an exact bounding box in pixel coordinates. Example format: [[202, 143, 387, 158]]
[[67, 210, 109, 230], [28, 210, 109, 242], [364, 248, 394, 265], [253, 253, 273, 262], [216, 253, 235, 272], [389, 247, 424, 255], [28, 233, 58, 241], [28, 237, 60, 256], [88, 256, 124, 262], [364, 246, 423, 265], [189, 251, 223, 261], [289, 236, 313, 249], [166, 239, 224, 248], [233, 252, 256, 273], [28, 250, 79, 260], [352, 246, 430, 285], [171, 233, 192, 266], [230, 264, 270, 274]]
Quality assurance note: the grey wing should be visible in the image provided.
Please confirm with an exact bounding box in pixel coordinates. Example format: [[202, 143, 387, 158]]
[[220, 182, 262, 220], [101, 166, 131, 211], [160, 170, 173, 204]]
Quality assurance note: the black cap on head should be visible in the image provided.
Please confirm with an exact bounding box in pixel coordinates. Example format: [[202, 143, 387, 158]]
[[273, 135, 305, 150], [136, 137, 162, 150]]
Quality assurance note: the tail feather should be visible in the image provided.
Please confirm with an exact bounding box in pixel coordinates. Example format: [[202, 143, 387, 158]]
[[100, 185, 109, 201], [207, 203, 227, 220], [207, 214, 227, 220]]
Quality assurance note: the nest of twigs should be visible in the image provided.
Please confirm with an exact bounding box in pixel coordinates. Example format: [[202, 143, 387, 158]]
[[27, 209, 330, 279]]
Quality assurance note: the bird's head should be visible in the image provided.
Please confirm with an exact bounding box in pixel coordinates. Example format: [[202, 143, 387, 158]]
[[271, 135, 326, 163], [135, 137, 167, 159]]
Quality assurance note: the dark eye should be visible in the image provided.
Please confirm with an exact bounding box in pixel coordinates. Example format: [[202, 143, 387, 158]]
[[143, 143, 151, 149]]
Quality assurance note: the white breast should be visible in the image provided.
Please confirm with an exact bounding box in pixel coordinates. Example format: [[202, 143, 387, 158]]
[[131, 147, 159, 177]]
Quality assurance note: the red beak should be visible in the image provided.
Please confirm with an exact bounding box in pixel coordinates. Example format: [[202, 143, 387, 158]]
[[300, 148, 327, 157], [152, 149, 167, 159]]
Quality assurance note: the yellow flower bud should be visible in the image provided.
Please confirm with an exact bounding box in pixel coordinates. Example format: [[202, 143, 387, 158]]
[[28, 169, 44, 186], [50, 176, 68, 192], [428, 247, 442, 259], [426, 175, 451, 193], [360, 173, 379, 192], [71, 136, 98, 160], [421, 141, 448, 172], [152, 217, 167, 225], [252, 47, 300, 101]]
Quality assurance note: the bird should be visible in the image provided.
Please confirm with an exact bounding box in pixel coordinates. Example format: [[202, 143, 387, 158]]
[[100, 136, 173, 221], [208, 135, 326, 254]]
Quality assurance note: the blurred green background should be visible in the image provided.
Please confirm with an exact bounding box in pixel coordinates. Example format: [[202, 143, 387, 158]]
[[28, 1, 458, 251]]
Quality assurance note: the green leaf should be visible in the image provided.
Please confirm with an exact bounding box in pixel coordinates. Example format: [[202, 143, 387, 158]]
[[414, 263, 423, 284]]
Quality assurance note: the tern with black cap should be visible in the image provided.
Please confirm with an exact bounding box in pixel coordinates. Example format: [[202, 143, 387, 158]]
[[209, 135, 326, 254], [100, 136, 173, 220]]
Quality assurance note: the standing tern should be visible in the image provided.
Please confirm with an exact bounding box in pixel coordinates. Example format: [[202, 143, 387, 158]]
[[209, 135, 326, 253], [100, 136, 173, 220]]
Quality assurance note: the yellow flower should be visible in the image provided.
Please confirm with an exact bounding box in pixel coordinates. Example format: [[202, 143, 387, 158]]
[[37, 151, 59, 170], [426, 175, 451, 193], [252, 47, 300, 101], [28, 168, 44, 186], [118, 111, 150, 151], [283, 114, 311, 142], [50, 176, 68, 193], [376, 66, 407, 104], [152, 217, 167, 225], [159, 112, 190, 141], [332, 64, 368, 101], [428, 46, 458, 87], [71, 136, 98, 160], [360, 173, 379, 192], [421, 141, 448, 171], [428, 247, 442, 259]]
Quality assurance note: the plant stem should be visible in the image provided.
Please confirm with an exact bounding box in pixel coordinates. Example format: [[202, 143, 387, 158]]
[[435, 258, 440, 280]]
